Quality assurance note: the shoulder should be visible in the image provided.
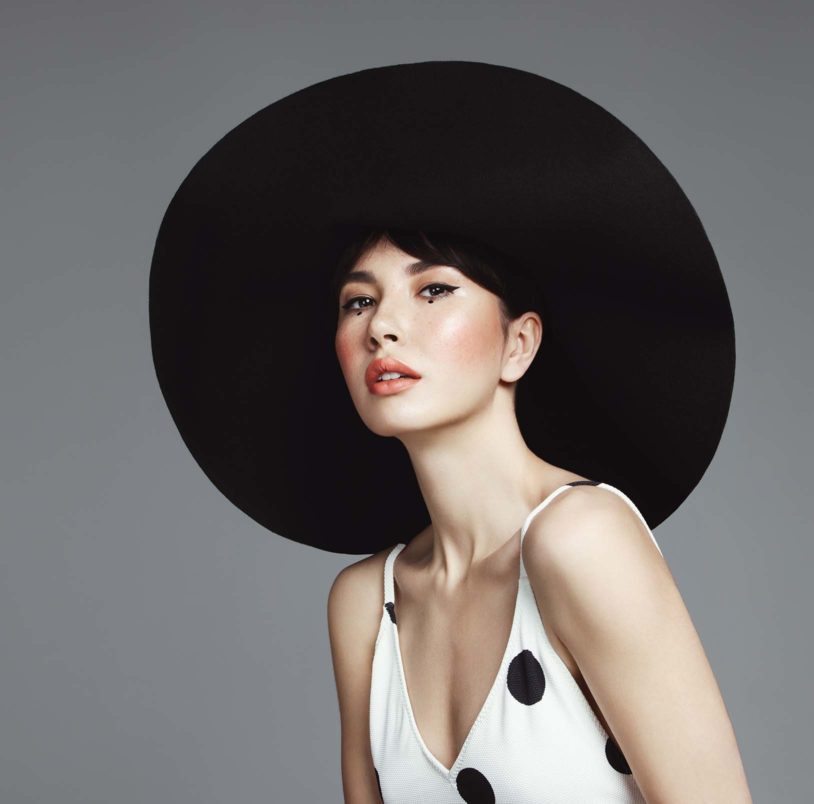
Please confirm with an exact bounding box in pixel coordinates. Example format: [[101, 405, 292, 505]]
[[521, 483, 669, 641], [327, 547, 390, 633], [521, 486, 753, 799], [327, 544, 400, 655], [327, 548, 397, 798], [326, 548, 394, 734], [522, 483, 662, 577]]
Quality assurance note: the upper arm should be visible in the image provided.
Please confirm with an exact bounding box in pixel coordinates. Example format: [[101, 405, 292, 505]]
[[522, 486, 753, 803], [327, 556, 386, 803]]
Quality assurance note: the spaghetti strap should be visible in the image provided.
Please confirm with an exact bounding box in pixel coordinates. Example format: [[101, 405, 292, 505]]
[[518, 482, 584, 578], [370, 484, 660, 799], [594, 482, 664, 557], [519, 481, 588, 545], [385, 480, 661, 615], [383, 543, 406, 624], [519, 479, 663, 559]]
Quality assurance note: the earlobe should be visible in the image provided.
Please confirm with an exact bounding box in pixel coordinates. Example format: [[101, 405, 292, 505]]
[[501, 353, 530, 385]]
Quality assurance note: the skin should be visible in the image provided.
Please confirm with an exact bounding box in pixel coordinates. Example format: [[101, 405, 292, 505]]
[[334, 237, 552, 571], [328, 237, 753, 802]]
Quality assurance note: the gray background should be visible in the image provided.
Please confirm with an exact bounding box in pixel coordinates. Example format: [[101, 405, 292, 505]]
[[2, 2, 811, 801]]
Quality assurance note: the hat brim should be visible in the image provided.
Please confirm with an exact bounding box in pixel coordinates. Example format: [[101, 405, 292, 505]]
[[149, 60, 735, 553]]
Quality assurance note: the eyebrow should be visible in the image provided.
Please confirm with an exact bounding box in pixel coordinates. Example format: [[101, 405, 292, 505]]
[[338, 260, 444, 291]]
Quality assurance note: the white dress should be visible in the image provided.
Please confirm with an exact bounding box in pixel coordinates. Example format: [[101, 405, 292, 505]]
[[369, 480, 664, 803]]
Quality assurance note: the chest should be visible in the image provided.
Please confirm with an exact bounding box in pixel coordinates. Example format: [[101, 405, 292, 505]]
[[393, 572, 613, 771]]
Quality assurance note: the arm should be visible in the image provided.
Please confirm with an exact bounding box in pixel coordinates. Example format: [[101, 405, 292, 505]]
[[522, 485, 753, 803], [327, 558, 385, 803]]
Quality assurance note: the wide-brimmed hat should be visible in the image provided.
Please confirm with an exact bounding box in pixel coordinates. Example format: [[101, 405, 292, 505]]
[[148, 60, 735, 554]]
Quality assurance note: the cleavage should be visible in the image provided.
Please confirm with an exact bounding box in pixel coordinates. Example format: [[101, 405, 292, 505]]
[[393, 552, 519, 771]]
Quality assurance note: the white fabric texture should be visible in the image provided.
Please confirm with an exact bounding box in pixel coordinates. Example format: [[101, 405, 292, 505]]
[[369, 482, 664, 803]]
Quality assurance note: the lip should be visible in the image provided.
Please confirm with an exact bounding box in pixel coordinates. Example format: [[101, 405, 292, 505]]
[[368, 375, 421, 396], [365, 356, 422, 392]]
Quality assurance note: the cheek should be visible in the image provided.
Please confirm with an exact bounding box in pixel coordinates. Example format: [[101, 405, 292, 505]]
[[431, 305, 502, 369], [334, 329, 358, 377]]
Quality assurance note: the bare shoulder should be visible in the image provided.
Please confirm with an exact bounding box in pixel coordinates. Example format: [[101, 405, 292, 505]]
[[327, 546, 396, 801], [327, 547, 391, 648], [520, 481, 672, 677], [523, 485, 753, 800], [522, 482, 666, 583]]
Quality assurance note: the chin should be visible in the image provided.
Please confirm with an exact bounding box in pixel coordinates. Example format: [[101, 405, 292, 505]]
[[366, 405, 468, 440], [363, 415, 425, 439]]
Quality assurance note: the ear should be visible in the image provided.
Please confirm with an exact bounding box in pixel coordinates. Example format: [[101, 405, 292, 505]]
[[501, 311, 543, 383]]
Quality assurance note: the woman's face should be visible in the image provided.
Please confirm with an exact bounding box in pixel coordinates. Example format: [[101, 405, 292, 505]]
[[334, 239, 512, 438]]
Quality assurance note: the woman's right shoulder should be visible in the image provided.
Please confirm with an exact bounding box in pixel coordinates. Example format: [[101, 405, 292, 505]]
[[329, 546, 392, 607], [327, 545, 400, 648]]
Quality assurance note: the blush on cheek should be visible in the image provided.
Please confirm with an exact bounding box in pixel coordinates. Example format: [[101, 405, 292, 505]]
[[334, 335, 352, 366], [334, 334, 358, 383], [433, 310, 501, 369]]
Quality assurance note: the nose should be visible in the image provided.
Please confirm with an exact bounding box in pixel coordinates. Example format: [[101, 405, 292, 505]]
[[370, 332, 397, 346], [369, 323, 398, 347], [366, 295, 402, 346]]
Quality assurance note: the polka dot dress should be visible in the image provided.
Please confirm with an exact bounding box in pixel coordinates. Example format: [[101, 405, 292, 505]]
[[369, 481, 664, 803]]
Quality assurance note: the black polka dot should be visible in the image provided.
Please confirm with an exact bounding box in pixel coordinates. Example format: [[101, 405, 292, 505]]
[[455, 766, 495, 803], [374, 766, 384, 801], [506, 649, 546, 705], [605, 736, 632, 774], [385, 601, 397, 624]]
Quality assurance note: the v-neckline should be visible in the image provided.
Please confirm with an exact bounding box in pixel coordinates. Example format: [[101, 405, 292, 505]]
[[390, 542, 524, 778]]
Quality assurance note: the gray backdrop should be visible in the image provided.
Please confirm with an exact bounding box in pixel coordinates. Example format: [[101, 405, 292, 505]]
[[2, 2, 811, 801]]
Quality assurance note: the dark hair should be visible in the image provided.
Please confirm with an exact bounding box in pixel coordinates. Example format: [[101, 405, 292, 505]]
[[330, 228, 545, 337]]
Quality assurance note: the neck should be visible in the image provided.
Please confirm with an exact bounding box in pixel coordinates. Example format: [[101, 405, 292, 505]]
[[397, 393, 564, 589]]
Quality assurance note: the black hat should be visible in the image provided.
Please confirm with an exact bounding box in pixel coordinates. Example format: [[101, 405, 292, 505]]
[[149, 60, 735, 554]]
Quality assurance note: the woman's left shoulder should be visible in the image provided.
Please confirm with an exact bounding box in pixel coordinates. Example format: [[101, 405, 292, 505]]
[[522, 482, 753, 802], [524, 481, 664, 569]]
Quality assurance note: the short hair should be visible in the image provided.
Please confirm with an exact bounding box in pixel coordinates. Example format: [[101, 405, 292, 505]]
[[330, 228, 546, 337]]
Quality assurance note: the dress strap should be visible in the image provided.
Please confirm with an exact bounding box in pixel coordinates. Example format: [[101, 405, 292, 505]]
[[594, 483, 664, 557], [517, 481, 590, 578], [518, 479, 664, 564], [519, 480, 595, 544], [383, 543, 406, 624]]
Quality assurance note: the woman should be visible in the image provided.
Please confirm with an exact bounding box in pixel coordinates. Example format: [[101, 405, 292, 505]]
[[327, 228, 752, 803], [149, 61, 752, 802]]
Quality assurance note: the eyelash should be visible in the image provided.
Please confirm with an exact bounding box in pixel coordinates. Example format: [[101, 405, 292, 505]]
[[340, 283, 459, 313]]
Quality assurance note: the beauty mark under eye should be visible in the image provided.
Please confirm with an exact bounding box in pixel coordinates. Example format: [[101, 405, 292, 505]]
[[340, 283, 459, 313]]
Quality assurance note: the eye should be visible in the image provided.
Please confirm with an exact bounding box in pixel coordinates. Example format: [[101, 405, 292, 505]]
[[419, 282, 459, 300], [340, 283, 459, 313], [340, 295, 374, 312]]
